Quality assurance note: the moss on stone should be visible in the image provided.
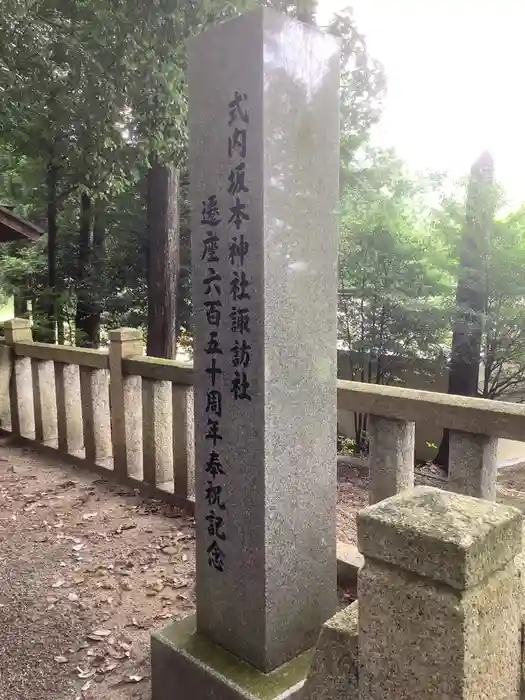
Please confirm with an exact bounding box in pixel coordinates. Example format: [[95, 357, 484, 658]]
[[154, 615, 313, 699]]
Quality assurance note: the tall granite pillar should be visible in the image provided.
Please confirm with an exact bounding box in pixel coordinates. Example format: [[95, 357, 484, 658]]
[[357, 486, 522, 700], [152, 7, 340, 700]]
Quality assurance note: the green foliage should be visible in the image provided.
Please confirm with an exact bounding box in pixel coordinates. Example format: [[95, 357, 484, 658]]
[[339, 147, 453, 386], [480, 212, 525, 398], [0, 0, 386, 349]]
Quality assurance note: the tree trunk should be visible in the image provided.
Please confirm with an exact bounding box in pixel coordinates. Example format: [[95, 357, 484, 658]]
[[146, 158, 179, 359], [75, 191, 95, 347], [34, 161, 59, 343], [435, 152, 494, 468]]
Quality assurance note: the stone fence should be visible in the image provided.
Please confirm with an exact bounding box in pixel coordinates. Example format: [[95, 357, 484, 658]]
[[2, 317, 525, 512], [2, 321, 525, 696]]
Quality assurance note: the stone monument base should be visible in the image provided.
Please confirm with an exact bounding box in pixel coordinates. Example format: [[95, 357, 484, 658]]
[[151, 615, 312, 700]]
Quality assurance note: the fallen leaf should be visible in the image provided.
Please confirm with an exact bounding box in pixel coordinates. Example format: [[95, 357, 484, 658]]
[[161, 546, 177, 555], [147, 579, 164, 593], [87, 629, 111, 641], [77, 667, 96, 679], [107, 647, 127, 660], [54, 655, 68, 664], [128, 618, 150, 630], [100, 661, 118, 674]]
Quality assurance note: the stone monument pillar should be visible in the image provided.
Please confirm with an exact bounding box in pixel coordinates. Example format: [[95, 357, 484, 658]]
[[151, 7, 340, 700], [358, 486, 522, 700]]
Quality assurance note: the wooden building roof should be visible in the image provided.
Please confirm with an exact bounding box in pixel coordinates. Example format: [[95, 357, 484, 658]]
[[0, 206, 43, 243]]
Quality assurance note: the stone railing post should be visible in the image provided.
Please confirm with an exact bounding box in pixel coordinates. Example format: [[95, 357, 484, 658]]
[[448, 429, 497, 500], [33, 359, 58, 447], [4, 318, 35, 439], [172, 386, 194, 501], [357, 486, 522, 699], [109, 329, 143, 480], [368, 415, 415, 504], [55, 362, 83, 455], [142, 377, 173, 489], [0, 341, 12, 430], [80, 366, 111, 465]]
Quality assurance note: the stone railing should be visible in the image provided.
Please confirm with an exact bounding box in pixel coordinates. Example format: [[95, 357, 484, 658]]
[[2, 318, 525, 512], [337, 379, 525, 504], [0, 319, 194, 506], [301, 486, 523, 699]]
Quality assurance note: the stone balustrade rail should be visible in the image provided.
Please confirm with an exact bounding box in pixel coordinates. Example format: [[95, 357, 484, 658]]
[[1, 317, 521, 508]]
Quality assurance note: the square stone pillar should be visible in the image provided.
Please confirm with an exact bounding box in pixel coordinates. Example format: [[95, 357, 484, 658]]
[[4, 318, 35, 438], [80, 367, 111, 464], [55, 362, 83, 455], [357, 486, 522, 700], [152, 7, 340, 700], [449, 429, 497, 500], [368, 415, 415, 504], [109, 329, 143, 479]]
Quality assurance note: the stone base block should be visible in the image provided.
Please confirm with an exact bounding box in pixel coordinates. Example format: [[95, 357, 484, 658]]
[[301, 601, 358, 700], [151, 615, 312, 700]]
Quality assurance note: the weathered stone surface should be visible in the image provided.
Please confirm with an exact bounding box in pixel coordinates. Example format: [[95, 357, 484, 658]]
[[359, 559, 521, 700], [301, 601, 358, 700], [33, 360, 58, 447], [109, 329, 143, 479], [188, 7, 339, 672], [4, 318, 32, 345], [449, 429, 497, 500], [55, 362, 83, 455], [13, 355, 35, 439], [142, 378, 173, 489], [172, 386, 194, 500], [337, 378, 525, 443], [357, 486, 522, 589], [336, 542, 362, 588], [368, 415, 414, 504], [80, 367, 111, 464], [0, 343, 11, 429], [358, 487, 522, 700], [151, 615, 309, 700], [4, 319, 34, 438]]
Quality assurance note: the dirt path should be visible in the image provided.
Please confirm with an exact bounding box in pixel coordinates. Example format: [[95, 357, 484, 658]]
[[6, 442, 519, 700], [0, 444, 360, 700], [0, 443, 195, 700]]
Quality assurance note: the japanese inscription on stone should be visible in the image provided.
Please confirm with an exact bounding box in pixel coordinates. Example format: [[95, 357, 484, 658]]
[[199, 91, 251, 573]]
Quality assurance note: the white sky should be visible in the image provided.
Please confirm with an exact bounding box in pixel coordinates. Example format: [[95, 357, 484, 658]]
[[318, 0, 525, 206]]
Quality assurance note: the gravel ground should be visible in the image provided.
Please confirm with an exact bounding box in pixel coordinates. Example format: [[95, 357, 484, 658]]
[[5, 441, 520, 700], [0, 441, 195, 700], [0, 442, 359, 700]]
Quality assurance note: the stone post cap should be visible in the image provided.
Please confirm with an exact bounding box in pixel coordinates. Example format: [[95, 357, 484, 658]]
[[108, 328, 142, 343], [357, 486, 522, 590], [4, 318, 31, 329]]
